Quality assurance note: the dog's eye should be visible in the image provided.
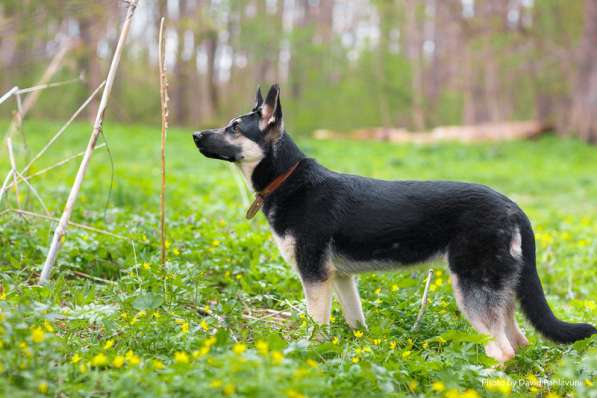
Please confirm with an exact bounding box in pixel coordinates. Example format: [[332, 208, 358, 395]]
[[233, 124, 242, 135]]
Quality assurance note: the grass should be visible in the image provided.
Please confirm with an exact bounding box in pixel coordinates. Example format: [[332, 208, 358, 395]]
[[0, 120, 596, 397]]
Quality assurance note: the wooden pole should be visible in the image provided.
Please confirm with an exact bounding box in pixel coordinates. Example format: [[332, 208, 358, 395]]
[[39, 0, 139, 284], [158, 17, 169, 267]]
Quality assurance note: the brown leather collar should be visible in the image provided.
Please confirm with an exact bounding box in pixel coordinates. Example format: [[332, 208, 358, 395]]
[[246, 159, 303, 219]]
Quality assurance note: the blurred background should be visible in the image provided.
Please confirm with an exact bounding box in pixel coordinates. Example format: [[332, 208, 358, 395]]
[[0, 0, 595, 142]]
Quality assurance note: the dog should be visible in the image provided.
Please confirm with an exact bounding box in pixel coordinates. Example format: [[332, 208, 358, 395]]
[[193, 84, 596, 362]]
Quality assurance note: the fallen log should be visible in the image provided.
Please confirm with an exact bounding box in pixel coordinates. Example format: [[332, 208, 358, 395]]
[[313, 120, 551, 144]]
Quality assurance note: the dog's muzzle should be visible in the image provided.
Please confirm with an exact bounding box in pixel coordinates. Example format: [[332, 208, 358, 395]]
[[192, 131, 205, 148]]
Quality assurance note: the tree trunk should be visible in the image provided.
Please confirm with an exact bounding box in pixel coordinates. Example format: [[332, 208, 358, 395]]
[[404, 0, 426, 130], [570, 0, 597, 143]]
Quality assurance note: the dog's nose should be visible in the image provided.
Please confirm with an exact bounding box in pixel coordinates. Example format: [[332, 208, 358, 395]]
[[193, 131, 203, 145]]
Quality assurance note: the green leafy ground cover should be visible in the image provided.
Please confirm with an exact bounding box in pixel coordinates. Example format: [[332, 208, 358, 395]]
[[0, 120, 596, 397]]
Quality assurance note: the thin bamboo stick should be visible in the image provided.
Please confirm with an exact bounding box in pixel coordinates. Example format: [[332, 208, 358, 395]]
[[5, 40, 72, 140], [0, 170, 14, 205], [158, 17, 169, 267], [20, 82, 106, 176], [39, 0, 139, 284], [6, 137, 21, 208], [16, 76, 82, 95], [10, 209, 130, 240], [5, 144, 106, 191]]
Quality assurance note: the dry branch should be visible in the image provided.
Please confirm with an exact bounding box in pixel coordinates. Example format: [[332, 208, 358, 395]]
[[13, 169, 50, 216], [39, 0, 139, 284], [5, 40, 73, 140], [20, 81, 106, 177], [0, 170, 14, 205], [6, 137, 21, 208], [158, 17, 169, 267], [9, 209, 130, 241], [411, 269, 434, 331], [5, 144, 106, 191]]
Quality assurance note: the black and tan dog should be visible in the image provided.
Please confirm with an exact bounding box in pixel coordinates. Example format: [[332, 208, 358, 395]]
[[193, 84, 595, 362]]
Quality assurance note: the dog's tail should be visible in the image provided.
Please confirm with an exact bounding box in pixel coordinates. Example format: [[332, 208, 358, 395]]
[[516, 213, 596, 343]]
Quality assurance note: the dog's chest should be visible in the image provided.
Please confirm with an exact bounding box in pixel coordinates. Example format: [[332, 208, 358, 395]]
[[271, 231, 298, 272]]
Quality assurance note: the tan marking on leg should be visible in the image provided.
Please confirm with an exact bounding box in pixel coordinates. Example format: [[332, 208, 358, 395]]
[[450, 272, 516, 362], [332, 273, 367, 329], [302, 278, 333, 325], [504, 301, 528, 350]]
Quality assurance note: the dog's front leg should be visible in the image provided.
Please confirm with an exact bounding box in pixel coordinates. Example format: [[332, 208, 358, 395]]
[[296, 243, 333, 326], [301, 278, 333, 325], [332, 273, 367, 329]]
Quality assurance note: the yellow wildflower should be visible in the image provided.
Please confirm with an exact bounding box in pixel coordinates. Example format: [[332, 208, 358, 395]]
[[432, 381, 445, 392], [103, 339, 114, 350], [271, 351, 284, 364], [286, 389, 306, 398], [402, 350, 412, 359], [256, 340, 269, 355], [408, 380, 418, 392], [91, 353, 108, 367], [112, 355, 125, 368], [212, 240, 220, 247], [174, 351, 190, 364], [545, 393, 560, 398], [200, 319, 209, 331], [210, 379, 223, 388], [31, 327, 45, 343], [38, 382, 48, 394], [332, 336, 339, 345], [374, 287, 382, 295], [351, 356, 360, 364], [142, 262, 151, 270], [485, 378, 512, 395], [223, 383, 235, 396], [389, 341, 397, 350], [391, 284, 399, 292], [461, 389, 480, 398], [180, 321, 190, 333], [204, 335, 217, 347], [71, 353, 82, 364], [372, 338, 381, 346], [125, 350, 140, 365], [152, 359, 165, 370], [306, 358, 318, 368], [43, 321, 54, 333], [233, 343, 246, 355], [353, 330, 364, 338], [445, 389, 460, 398], [584, 379, 593, 387], [79, 363, 88, 373]]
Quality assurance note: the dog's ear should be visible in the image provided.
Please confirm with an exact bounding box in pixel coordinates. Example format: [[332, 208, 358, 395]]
[[260, 84, 283, 140], [254, 86, 263, 110]]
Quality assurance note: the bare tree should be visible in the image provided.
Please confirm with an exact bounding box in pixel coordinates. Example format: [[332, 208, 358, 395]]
[[570, 0, 597, 143]]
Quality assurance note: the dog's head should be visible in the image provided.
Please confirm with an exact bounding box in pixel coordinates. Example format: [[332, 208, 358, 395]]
[[193, 84, 284, 164]]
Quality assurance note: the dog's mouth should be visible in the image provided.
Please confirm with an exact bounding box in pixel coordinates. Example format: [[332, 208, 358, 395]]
[[197, 147, 235, 162]]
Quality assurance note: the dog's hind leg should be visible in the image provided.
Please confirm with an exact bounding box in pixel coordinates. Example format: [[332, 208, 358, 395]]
[[450, 272, 516, 362], [504, 301, 528, 350], [332, 273, 366, 329]]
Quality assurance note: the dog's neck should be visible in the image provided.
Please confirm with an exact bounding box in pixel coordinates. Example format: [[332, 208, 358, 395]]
[[242, 132, 306, 193]]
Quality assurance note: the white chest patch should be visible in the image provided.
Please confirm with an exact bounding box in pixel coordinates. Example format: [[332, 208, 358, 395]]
[[272, 232, 298, 272]]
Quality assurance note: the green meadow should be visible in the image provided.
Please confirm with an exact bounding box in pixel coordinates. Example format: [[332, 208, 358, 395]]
[[0, 120, 596, 397]]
